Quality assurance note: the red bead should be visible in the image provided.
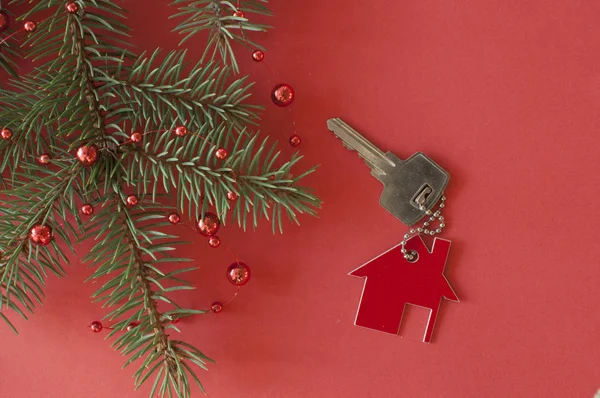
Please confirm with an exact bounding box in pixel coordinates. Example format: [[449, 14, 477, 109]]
[[271, 84, 295, 107], [38, 154, 51, 165], [174, 126, 188, 137], [233, 10, 245, 18], [252, 50, 265, 62], [130, 132, 142, 143], [226, 191, 238, 201], [29, 225, 53, 246], [197, 212, 220, 237], [80, 204, 94, 216], [23, 21, 36, 32], [208, 236, 221, 248], [226, 262, 251, 286], [1, 128, 13, 140], [89, 321, 103, 333], [168, 212, 181, 225], [215, 148, 228, 160], [126, 195, 139, 207], [211, 302, 223, 313], [65, 2, 79, 13], [0, 11, 9, 32], [126, 322, 139, 331], [289, 134, 301, 147], [76, 144, 99, 166]]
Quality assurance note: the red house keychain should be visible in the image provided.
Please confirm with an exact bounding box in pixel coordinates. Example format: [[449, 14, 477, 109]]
[[349, 235, 458, 343], [326, 118, 458, 343]]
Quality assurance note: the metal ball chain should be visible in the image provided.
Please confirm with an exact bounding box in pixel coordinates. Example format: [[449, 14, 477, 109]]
[[400, 195, 447, 261]]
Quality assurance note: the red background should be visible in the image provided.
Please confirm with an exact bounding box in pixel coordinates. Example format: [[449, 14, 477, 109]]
[[1, 1, 600, 397]]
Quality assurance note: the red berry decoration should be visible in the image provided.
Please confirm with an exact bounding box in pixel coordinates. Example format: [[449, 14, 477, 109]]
[[252, 50, 264, 62], [289, 134, 301, 147], [38, 154, 51, 165], [226, 262, 251, 286], [226, 191, 238, 201], [168, 212, 181, 225], [208, 236, 221, 248], [80, 204, 94, 216], [65, 2, 79, 13], [197, 212, 220, 237], [89, 321, 103, 333], [215, 148, 228, 160], [271, 84, 295, 107], [126, 195, 139, 207], [174, 126, 188, 137], [29, 224, 53, 246], [1, 128, 13, 140], [126, 322, 139, 331], [130, 132, 142, 143], [0, 11, 9, 33], [76, 144, 99, 166], [23, 21, 36, 32], [211, 302, 223, 313], [233, 10, 245, 18]]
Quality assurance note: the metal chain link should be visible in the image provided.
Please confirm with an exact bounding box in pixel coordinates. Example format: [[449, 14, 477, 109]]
[[400, 195, 447, 261]]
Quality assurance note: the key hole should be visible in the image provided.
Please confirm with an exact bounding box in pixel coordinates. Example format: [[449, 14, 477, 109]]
[[412, 184, 433, 208]]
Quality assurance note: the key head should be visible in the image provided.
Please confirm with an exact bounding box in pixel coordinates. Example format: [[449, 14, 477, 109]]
[[378, 152, 449, 226]]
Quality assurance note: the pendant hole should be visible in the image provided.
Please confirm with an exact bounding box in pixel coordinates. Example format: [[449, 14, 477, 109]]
[[406, 250, 419, 263]]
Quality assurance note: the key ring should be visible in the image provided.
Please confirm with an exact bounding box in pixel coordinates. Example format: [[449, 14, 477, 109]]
[[401, 195, 447, 261]]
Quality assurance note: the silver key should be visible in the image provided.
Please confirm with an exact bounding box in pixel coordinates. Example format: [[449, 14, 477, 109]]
[[327, 118, 449, 226]]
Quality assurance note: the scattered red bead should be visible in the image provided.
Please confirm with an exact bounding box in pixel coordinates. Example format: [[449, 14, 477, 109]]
[[126, 195, 139, 207], [23, 21, 36, 32], [227, 262, 251, 286], [289, 134, 301, 147], [38, 154, 51, 165], [1, 128, 13, 140], [208, 236, 221, 248], [80, 204, 94, 216], [168, 212, 181, 225], [211, 302, 223, 313], [271, 84, 295, 107], [215, 148, 228, 160], [76, 144, 99, 166], [29, 225, 53, 246], [130, 132, 142, 143], [89, 321, 103, 333], [126, 322, 139, 331], [0, 11, 9, 33], [66, 2, 79, 14], [174, 126, 188, 137], [197, 212, 220, 237], [226, 191, 238, 201], [233, 10, 245, 18], [252, 50, 265, 62]]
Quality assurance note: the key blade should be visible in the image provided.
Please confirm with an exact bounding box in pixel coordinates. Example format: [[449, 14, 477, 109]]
[[327, 118, 396, 173]]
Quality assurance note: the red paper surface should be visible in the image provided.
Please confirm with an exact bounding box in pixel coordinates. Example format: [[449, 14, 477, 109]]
[[1, 1, 600, 397]]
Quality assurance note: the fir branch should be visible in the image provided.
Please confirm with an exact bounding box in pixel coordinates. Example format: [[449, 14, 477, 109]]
[[170, 0, 272, 73], [82, 193, 212, 397]]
